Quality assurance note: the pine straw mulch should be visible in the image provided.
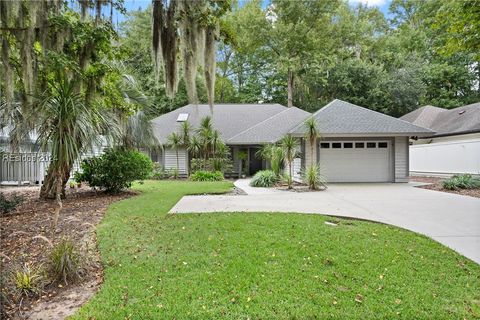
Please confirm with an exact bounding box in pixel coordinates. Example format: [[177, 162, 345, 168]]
[[0, 186, 136, 320], [275, 181, 327, 192], [410, 176, 480, 199]]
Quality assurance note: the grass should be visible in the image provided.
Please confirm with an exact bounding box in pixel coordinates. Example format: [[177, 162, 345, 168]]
[[72, 180, 480, 319]]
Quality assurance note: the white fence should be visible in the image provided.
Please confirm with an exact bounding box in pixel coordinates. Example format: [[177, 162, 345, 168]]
[[1, 153, 51, 185], [410, 139, 480, 176]]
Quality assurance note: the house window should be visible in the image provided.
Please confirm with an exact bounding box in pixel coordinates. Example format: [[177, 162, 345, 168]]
[[367, 142, 376, 148], [332, 142, 341, 149], [320, 143, 330, 149], [378, 142, 388, 148], [343, 142, 353, 148], [355, 142, 364, 148]]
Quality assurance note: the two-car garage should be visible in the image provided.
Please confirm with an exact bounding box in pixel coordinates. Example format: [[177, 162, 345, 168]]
[[318, 140, 393, 182]]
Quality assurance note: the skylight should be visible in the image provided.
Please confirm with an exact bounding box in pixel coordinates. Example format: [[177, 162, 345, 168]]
[[177, 113, 189, 122]]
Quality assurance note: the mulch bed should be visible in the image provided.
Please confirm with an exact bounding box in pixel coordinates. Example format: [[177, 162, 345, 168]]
[[410, 176, 480, 198], [0, 186, 136, 319]]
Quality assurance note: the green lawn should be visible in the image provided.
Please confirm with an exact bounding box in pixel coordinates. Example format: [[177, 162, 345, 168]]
[[72, 180, 480, 319]]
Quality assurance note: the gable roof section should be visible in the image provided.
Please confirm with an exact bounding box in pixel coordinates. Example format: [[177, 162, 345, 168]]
[[290, 99, 434, 136], [401, 102, 480, 137], [151, 103, 304, 144], [227, 107, 311, 144]]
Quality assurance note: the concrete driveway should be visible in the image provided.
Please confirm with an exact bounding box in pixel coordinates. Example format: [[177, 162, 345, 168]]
[[170, 179, 480, 264]]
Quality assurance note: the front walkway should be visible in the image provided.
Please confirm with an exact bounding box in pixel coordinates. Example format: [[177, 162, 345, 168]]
[[171, 179, 480, 264]]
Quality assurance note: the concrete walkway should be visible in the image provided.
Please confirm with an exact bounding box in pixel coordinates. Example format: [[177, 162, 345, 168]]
[[171, 179, 480, 264]]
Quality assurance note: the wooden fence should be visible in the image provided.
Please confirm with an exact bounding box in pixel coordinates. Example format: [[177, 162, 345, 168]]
[[0, 153, 51, 185]]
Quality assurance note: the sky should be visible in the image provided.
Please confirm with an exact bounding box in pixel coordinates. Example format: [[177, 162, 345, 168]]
[[120, 0, 393, 21]]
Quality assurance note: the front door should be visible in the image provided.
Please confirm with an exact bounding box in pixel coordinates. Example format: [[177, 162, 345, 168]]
[[249, 148, 263, 176]]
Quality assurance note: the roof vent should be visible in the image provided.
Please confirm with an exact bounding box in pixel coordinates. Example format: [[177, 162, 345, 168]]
[[458, 110, 466, 115], [177, 113, 189, 122]]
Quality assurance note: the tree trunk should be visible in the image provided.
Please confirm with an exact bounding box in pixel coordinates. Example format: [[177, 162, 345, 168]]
[[310, 141, 314, 167], [288, 160, 293, 189], [40, 162, 72, 199], [176, 149, 179, 172], [52, 168, 64, 234], [287, 69, 294, 108]]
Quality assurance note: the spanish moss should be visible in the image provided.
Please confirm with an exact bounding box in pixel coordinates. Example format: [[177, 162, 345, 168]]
[[204, 25, 218, 108], [152, 0, 179, 99]]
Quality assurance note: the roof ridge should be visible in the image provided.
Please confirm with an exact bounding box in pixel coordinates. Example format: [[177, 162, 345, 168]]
[[288, 100, 338, 134], [338, 100, 435, 133], [226, 107, 294, 142]]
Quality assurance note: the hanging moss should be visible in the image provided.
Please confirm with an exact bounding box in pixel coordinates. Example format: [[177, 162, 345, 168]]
[[1, 36, 14, 106], [179, 0, 201, 103], [204, 25, 218, 108], [152, 0, 179, 99]]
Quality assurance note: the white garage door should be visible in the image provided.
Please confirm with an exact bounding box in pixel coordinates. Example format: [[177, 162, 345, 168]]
[[319, 141, 392, 182]]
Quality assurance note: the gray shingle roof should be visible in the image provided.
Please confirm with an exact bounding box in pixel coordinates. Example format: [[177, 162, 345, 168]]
[[227, 107, 311, 144], [400, 105, 445, 129], [290, 99, 434, 136], [401, 102, 480, 137], [151, 104, 306, 144]]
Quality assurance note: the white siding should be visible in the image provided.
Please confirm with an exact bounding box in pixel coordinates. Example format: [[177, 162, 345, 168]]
[[394, 136, 409, 182], [284, 142, 302, 182], [164, 147, 188, 175], [410, 137, 480, 176]]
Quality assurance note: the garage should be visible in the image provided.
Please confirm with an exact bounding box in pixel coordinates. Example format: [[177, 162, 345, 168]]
[[319, 140, 392, 182]]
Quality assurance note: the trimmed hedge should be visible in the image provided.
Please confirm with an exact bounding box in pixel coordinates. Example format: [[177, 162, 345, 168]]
[[189, 171, 224, 182]]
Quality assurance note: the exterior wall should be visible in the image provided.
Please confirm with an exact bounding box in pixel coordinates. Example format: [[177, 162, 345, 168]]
[[394, 136, 409, 182], [409, 133, 480, 176], [148, 148, 164, 167], [304, 138, 317, 168], [164, 147, 188, 176], [284, 141, 302, 182]]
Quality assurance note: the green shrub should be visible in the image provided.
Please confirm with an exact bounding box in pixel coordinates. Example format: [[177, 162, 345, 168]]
[[0, 193, 23, 215], [189, 170, 224, 182], [75, 148, 153, 193], [150, 163, 167, 180], [12, 263, 44, 297], [49, 238, 82, 285], [191, 158, 233, 173], [250, 170, 278, 187], [443, 174, 480, 190], [302, 164, 327, 190]]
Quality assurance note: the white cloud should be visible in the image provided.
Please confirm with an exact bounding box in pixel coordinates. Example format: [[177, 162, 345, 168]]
[[349, 0, 388, 7]]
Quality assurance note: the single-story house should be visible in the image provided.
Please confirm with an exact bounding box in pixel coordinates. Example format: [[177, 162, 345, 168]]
[[150, 103, 311, 177], [400, 102, 480, 177], [151, 99, 433, 183]]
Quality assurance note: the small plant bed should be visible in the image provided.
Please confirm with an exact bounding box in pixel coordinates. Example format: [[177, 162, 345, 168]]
[[0, 186, 135, 319], [411, 176, 480, 198]]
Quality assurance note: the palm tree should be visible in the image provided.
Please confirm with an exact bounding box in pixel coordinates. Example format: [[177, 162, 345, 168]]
[[211, 129, 221, 157], [122, 109, 159, 150], [188, 135, 202, 159], [256, 144, 283, 177], [180, 121, 192, 173], [35, 79, 119, 200], [166, 132, 182, 173], [117, 73, 159, 150], [180, 121, 192, 146], [197, 116, 214, 168], [280, 134, 299, 189], [304, 117, 320, 167]]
